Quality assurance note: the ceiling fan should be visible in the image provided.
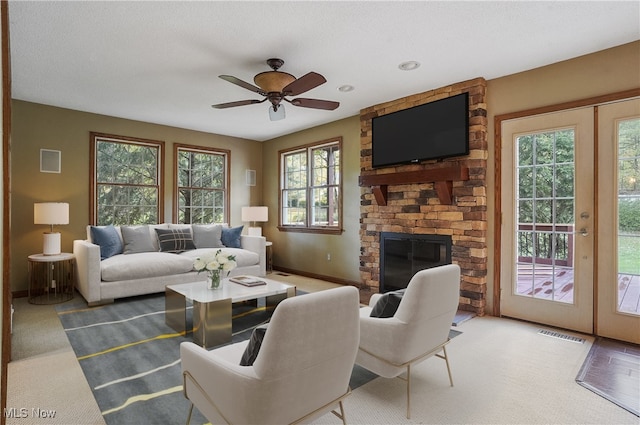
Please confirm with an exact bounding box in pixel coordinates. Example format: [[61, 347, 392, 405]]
[[212, 58, 340, 121]]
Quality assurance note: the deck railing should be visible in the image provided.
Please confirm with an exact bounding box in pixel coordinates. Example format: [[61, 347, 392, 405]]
[[517, 223, 574, 267]]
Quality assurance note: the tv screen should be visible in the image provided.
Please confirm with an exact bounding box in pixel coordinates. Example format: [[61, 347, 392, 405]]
[[371, 92, 469, 168]]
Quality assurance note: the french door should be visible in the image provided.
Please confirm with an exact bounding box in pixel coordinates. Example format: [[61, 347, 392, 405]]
[[501, 99, 640, 343], [501, 108, 594, 334], [596, 99, 640, 344]]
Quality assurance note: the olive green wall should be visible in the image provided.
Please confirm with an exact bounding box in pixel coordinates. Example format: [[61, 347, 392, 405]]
[[261, 116, 361, 284], [11, 101, 264, 293], [263, 41, 640, 313]]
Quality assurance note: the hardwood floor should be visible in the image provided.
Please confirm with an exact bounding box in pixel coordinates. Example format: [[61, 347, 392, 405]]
[[517, 265, 640, 314]]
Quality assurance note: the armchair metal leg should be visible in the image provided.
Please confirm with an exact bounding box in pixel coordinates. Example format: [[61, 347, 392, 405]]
[[443, 345, 454, 386], [406, 364, 412, 419], [338, 401, 347, 425], [186, 402, 193, 425]]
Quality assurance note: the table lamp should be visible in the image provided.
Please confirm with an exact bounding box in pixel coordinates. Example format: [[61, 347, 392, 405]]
[[241, 206, 268, 236], [34, 202, 69, 255]]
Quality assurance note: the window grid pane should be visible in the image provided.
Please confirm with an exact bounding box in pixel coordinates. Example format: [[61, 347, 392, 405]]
[[280, 141, 341, 230], [515, 129, 576, 303], [95, 138, 161, 225], [177, 148, 227, 224], [617, 117, 640, 315]]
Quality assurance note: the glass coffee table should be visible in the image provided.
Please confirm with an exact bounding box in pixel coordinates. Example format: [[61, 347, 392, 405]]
[[165, 277, 296, 348]]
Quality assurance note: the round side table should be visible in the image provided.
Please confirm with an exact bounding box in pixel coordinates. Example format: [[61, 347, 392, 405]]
[[265, 241, 273, 273], [27, 253, 75, 305]]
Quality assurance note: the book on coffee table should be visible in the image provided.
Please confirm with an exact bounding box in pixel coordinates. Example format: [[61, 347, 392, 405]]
[[230, 275, 266, 287]]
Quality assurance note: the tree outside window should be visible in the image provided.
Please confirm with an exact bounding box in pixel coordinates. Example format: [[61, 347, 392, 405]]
[[91, 133, 164, 225], [279, 138, 342, 234], [175, 144, 229, 224]]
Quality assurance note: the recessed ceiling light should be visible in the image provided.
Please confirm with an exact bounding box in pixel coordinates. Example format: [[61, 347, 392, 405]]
[[398, 61, 420, 71], [338, 84, 355, 92]]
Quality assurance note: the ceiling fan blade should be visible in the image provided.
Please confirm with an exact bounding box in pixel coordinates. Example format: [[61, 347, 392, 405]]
[[282, 72, 326, 96], [288, 97, 340, 110], [211, 99, 264, 109], [219, 75, 266, 95]]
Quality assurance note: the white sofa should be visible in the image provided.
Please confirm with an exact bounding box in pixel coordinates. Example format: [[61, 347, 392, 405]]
[[73, 223, 266, 306]]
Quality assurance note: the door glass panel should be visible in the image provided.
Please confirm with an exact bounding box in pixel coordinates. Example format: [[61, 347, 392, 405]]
[[515, 129, 576, 303], [617, 117, 640, 315]]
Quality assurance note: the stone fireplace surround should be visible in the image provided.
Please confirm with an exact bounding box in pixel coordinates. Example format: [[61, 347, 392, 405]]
[[359, 78, 488, 315]]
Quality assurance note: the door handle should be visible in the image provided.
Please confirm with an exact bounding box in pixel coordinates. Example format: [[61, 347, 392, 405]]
[[579, 228, 589, 237]]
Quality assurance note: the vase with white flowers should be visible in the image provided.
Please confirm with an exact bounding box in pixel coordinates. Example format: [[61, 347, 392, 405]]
[[193, 249, 238, 290]]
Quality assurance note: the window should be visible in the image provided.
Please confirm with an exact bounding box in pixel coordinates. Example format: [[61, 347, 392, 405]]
[[91, 133, 164, 225], [279, 138, 342, 234], [175, 144, 229, 224]]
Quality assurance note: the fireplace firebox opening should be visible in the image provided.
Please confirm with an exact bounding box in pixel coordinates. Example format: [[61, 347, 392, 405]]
[[380, 232, 452, 293]]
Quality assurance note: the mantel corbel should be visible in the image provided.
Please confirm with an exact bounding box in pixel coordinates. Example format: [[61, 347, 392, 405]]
[[358, 166, 469, 206]]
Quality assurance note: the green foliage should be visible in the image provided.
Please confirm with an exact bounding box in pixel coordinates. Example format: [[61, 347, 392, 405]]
[[618, 234, 640, 274], [619, 199, 640, 232], [517, 130, 575, 227], [176, 149, 227, 224], [96, 140, 160, 225]]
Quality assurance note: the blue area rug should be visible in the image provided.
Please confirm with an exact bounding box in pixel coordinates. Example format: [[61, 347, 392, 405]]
[[56, 291, 380, 424], [57, 291, 461, 424], [56, 293, 267, 424]]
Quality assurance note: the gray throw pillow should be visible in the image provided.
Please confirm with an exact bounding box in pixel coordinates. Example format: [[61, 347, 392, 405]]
[[240, 323, 269, 366], [90, 225, 123, 260], [155, 228, 196, 253], [370, 289, 405, 318], [191, 224, 224, 249], [121, 225, 156, 254]]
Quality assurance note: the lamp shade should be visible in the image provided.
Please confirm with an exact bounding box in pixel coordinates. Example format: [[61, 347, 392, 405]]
[[241, 206, 268, 223], [34, 202, 69, 225]]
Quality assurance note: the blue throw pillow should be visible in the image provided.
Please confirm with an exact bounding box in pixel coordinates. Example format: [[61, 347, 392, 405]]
[[221, 225, 243, 248], [90, 225, 123, 260]]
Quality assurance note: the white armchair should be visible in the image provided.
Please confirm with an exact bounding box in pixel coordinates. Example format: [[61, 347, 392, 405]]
[[180, 285, 361, 425], [356, 264, 461, 418]]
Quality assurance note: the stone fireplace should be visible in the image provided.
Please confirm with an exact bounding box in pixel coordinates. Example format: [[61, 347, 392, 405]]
[[359, 78, 488, 315]]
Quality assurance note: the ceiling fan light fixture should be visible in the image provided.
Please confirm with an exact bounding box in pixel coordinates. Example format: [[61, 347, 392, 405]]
[[398, 60, 420, 71], [269, 104, 285, 121], [254, 71, 296, 93]]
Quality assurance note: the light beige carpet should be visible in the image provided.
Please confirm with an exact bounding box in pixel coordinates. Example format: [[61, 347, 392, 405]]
[[7, 298, 105, 425], [312, 315, 638, 424]]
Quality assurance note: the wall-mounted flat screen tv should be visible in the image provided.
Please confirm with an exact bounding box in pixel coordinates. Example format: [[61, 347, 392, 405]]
[[371, 92, 469, 168]]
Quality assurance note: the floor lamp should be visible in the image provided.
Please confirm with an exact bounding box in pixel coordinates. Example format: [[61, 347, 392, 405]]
[[241, 206, 268, 236], [34, 202, 69, 255]]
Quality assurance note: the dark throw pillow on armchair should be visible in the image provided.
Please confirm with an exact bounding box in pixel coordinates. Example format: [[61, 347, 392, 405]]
[[369, 289, 406, 318], [239, 323, 269, 366]]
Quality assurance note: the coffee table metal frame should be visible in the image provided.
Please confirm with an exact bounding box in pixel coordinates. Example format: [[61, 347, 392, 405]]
[[165, 277, 295, 348]]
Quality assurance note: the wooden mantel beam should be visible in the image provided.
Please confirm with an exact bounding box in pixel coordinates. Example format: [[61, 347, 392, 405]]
[[358, 166, 469, 206]]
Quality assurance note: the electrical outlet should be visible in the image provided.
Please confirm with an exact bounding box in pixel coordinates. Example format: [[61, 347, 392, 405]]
[[327, 253, 331, 261]]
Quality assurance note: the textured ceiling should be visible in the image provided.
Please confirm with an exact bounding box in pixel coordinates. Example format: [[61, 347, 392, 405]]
[[8, 1, 640, 141]]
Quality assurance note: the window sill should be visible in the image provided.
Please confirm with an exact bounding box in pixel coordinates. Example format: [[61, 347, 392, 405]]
[[277, 226, 344, 235]]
